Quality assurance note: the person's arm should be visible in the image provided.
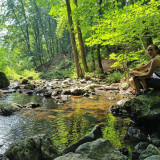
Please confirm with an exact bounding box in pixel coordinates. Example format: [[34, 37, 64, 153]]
[[137, 58, 160, 79], [133, 61, 151, 71], [130, 61, 151, 76]]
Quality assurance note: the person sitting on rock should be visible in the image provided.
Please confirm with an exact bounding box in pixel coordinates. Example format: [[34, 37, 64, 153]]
[[129, 44, 160, 96]]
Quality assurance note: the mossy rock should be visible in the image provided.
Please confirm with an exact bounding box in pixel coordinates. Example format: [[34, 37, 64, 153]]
[[0, 103, 22, 116], [5, 134, 59, 160], [0, 72, 10, 89], [123, 90, 160, 130]]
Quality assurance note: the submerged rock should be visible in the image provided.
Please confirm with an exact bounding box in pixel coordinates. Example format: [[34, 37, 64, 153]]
[[0, 103, 22, 116], [0, 154, 9, 160], [23, 102, 40, 109], [0, 72, 10, 89], [21, 79, 29, 84], [5, 134, 59, 160]]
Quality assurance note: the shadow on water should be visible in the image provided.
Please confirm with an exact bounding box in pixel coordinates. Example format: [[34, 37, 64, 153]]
[[0, 91, 132, 154]]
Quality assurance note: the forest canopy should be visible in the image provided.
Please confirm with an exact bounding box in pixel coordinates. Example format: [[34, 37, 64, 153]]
[[0, 0, 160, 80]]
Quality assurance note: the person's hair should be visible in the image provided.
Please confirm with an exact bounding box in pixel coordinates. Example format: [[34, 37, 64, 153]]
[[149, 44, 160, 54]]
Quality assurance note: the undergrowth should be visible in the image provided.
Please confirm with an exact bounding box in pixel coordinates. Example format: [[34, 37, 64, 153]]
[[40, 58, 74, 79], [106, 70, 124, 83]]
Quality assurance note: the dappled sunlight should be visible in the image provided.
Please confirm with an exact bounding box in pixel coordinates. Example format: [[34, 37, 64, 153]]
[[47, 115, 56, 119]]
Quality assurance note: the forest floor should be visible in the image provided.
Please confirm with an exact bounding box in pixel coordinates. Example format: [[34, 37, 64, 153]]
[[37, 54, 119, 73]]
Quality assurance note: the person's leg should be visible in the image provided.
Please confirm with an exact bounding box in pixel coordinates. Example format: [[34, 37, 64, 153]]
[[133, 77, 141, 94], [140, 79, 147, 90], [129, 77, 136, 90]]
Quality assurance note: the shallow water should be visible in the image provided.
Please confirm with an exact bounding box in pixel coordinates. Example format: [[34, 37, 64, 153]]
[[0, 91, 131, 153]]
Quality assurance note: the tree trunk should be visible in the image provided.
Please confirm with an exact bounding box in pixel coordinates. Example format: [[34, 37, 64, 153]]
[[74, 0, 88, 72], [65, 0, 83, 78], [96, 0, 104, 73], [97, 44, 104, 73], [90, 47, 95, 71], [32, 0, 51, 59]]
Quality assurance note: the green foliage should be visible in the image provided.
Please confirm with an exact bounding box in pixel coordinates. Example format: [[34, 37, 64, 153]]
[[107, 70, 123, 83], [109, 50, 150, 69], [1, 0, 160, 80], [40, 58, 74, 79], [21, 69, 41, 80]]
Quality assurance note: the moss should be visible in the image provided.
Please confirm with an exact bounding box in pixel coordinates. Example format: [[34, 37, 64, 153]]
[[123, 90, 160, 124]]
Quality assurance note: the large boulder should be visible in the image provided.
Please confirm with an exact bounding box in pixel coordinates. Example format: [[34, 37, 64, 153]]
[[123, 90, 160, 130], [55, 138, 128, 160], [0, 72, 10, 89], [5, 134, 59, 160], [62, 125, 103, 154], [132, 142, 160, 160]]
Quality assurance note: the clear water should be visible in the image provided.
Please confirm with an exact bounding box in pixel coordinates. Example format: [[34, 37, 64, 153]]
[[0, 91, 131, 154]]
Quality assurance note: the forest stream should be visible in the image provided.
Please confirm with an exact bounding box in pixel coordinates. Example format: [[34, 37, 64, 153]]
[[0, 86, 136, 155]]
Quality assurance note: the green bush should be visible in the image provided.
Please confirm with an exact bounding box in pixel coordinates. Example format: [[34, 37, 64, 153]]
[[40, 59, 74, 79], [106, 70, 123, 83]]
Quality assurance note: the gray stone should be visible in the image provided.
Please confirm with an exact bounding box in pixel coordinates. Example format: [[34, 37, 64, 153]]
[[75, 138, 128, 160], [54, 152, 93, 160], [139, 144, 160, 160], [144, 155, 160, 160], [23, 102, 40, 108], [0, 103, 22, 116], [56, 138, 128, 160], [134, 142, 148, 152], [5, 134, 59, 160]]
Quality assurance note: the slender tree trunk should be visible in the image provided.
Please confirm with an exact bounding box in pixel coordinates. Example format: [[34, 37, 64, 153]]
[[97, 44, 104, 73], [90, 47, 95, 71], [32, 0, 51, 59], [74, 0, 88, 72], [65, 0, 83, 78], [96, 0, 104, 73], [48, 16, 55, 57]]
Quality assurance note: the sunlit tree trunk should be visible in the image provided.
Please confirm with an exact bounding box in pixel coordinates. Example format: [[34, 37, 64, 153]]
[[65, 0, 83, 78], [74, 0, 88, 72]]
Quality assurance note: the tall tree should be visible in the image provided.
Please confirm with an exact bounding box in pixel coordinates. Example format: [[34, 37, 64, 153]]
[[74, 0, 88, 72], [65, 0, 83, 78], [96, 0, 104, 73]]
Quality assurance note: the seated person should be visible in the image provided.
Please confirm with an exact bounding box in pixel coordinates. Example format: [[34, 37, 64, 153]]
[[129, 44, 160, 96]]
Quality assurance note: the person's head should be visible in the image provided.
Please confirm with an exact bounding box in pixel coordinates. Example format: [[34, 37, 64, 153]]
[[147, 44, 160, 58]]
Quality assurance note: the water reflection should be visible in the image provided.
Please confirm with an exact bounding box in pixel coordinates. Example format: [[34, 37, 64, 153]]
[[0, 91, 131, 154]]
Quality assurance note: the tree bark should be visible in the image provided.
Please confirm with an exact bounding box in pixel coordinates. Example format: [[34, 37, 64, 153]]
[[65, 0, 83, 78], [96, 0, 104, 73], [74, 0, 88, 72]]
